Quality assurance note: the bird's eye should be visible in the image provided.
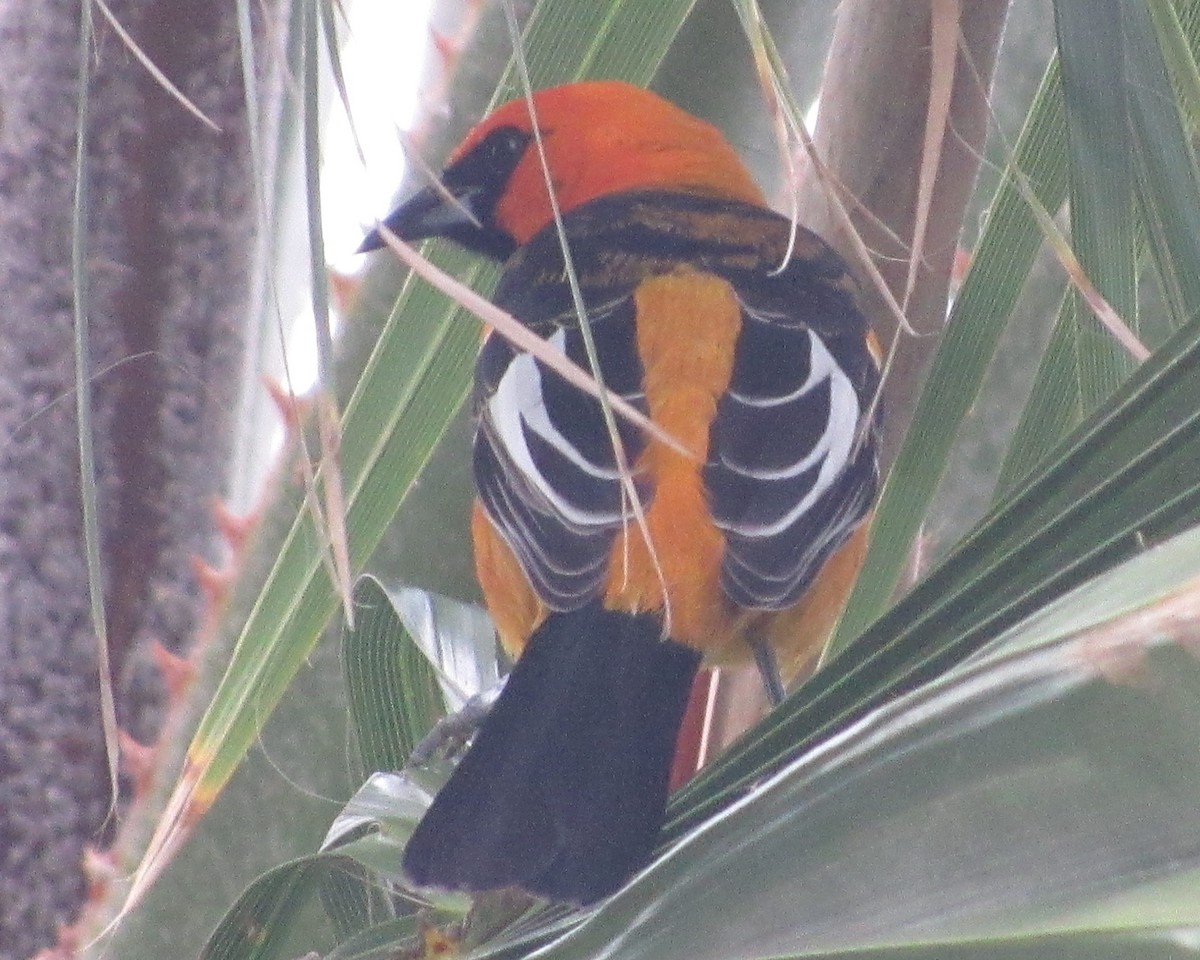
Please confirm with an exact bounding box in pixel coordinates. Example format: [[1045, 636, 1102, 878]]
[[486, 127, 533, 162], [508, 131, 532, 154]]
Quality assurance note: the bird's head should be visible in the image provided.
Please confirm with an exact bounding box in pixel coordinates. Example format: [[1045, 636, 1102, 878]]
[[359, 81, 763, 260]]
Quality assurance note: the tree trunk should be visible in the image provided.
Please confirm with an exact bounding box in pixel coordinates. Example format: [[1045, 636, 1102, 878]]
[[803, 0, 1012, 462], [0, 1, 255, 955]]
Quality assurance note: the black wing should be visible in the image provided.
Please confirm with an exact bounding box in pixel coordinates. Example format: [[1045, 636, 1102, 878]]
[[475, 189, 880, 615], [704, 283, 881, 609], [472, 296, 649, 610]]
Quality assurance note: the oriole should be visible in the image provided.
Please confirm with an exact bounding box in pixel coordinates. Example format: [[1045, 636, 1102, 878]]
[[360, 81, 882, 905]]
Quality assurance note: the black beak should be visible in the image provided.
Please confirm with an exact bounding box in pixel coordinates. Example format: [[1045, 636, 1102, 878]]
[[356, 184, 484, 254], [357, 126, 531, 262]]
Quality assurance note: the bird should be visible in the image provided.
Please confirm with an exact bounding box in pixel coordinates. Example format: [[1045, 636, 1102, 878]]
[[360, 80, 882, 905]]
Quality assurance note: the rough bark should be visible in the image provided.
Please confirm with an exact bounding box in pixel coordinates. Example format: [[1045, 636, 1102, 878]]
[[0, 1, 253, 955]]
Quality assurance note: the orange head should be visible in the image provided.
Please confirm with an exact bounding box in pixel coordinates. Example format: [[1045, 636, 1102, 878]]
[[360, 81, 764, 259]]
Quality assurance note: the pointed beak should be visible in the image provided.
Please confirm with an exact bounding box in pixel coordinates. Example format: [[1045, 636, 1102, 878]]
[[357, 184, 484, 254]]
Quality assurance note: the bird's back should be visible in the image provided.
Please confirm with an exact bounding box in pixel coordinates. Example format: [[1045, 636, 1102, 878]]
[[473, 190, 881, 669]]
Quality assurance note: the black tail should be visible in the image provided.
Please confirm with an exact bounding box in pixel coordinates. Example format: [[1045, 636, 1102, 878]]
[[402, 604, 701, 904]]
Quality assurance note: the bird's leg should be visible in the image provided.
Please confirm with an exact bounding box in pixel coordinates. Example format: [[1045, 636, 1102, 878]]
[[407, 679, 507, 767], [751, 635, 785, 708]]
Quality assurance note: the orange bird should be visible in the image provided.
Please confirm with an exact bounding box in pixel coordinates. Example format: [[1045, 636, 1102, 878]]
[[360, 81, 881, 904]]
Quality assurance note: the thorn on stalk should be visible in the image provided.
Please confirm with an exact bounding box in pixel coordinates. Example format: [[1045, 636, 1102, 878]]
[[262, 374, 311, 431], [82, 845, 119, 898], [211, 497, 255, 554], [192, 555, 233, 608], [117, 730, 156, 797], [150, 638, 196, 702], [328, 267, 361, 317], [429, 27, 459, 67]]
